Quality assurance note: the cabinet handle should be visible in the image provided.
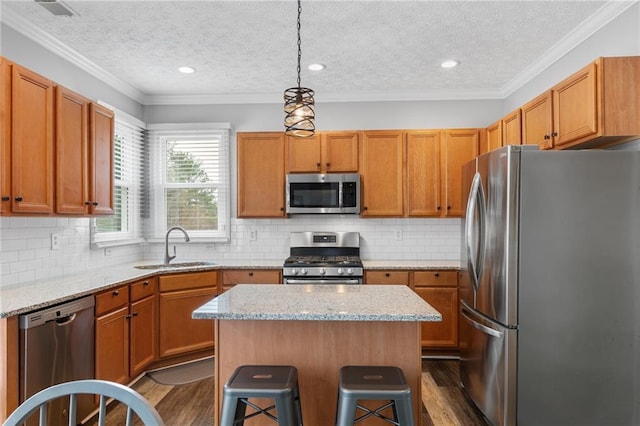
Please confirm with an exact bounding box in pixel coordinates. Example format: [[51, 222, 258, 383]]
[[132, 312, 138, 317], [544, 135, 551, 140], [143, 281, 149, 286], [280, 207, 285, 211], [447, 205, 451, 210], [437, 206, 441, 210], [385, 273, 390, 277], [551, 132, 558, 137], [92, 202, 99, 206], [326, 162, 331, 168], [1, 196, 9, 202], [85, 201, 91, 206], [125, 314, 131, 319], [248, 272, 254, 277], [316, 162, 321, 167], [434, 272, 439, 277], [113, 290, 119, 296], [363, 206, 368, 211], [15, 196, 23, 202]]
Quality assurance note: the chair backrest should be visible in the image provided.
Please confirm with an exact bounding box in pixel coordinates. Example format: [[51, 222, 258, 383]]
[[3, 379, 165, 426]]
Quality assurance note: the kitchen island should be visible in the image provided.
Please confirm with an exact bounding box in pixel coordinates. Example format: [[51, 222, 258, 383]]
[[193, 284, 441, 425]]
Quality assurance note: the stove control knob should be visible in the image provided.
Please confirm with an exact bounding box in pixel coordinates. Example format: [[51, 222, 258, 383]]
[[300, 268, 307, 276], [320, 268, 326, 276], [337, 268, 344, 275], [291, 269, 298, 276], [347, 268, 353, 275]]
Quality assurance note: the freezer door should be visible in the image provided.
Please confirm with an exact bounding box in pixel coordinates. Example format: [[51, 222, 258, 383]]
[[459, 301, 517, 426]]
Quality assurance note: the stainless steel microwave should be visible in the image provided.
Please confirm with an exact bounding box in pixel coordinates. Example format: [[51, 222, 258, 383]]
[[286, 173, 360, 214]]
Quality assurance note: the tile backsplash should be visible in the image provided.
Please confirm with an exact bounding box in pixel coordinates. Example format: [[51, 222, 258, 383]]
[[0, 215, 461, 288]]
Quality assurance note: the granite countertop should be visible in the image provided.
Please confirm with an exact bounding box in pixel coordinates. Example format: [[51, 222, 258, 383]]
[[0, 259, 459, 318], [192, 284, 442, 322]]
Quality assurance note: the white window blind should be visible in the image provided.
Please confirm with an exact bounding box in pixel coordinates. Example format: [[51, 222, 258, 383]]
[[92, 108, 146, 245], [148, 123, 230, 242]]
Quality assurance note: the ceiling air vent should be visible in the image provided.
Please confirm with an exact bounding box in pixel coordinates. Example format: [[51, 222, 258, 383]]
[[35, 0, 77, 17]]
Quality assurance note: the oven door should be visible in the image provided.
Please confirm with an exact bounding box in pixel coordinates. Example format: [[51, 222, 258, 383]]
[[283, 278, 362, 285]]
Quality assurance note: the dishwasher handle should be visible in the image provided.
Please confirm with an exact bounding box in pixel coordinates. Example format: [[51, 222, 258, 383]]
[[52, 313, 77, 326]]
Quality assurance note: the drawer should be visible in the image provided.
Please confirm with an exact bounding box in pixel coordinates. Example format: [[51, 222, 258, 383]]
[[95, 285, 129, 316], [364, 270, 410, 285], [159, 271, 218, 293], [130, 277, 157, 302], [222, 269, 281, 285], [413, 270, 458, 287]]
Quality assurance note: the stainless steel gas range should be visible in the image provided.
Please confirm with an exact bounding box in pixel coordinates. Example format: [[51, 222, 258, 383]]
[[282, 232, 363, 285]]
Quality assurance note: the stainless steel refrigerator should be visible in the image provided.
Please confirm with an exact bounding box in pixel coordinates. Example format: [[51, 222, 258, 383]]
[[460, 145, 640, 426]]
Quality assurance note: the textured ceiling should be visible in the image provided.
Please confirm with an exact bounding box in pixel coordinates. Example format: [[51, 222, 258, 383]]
[[0, 0, 632, 104]]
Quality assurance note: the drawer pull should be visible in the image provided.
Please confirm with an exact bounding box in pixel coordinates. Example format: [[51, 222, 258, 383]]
[[385, 273, 390, 277], [143, 281, 149, 286], [112, 290, 119, 296], [248, 272, 254, 277], [434, 272, 439, 277]]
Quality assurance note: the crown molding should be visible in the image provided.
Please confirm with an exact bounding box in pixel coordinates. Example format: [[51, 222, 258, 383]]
[[1, 7, 146, 104], [500, 0, 638, 97]]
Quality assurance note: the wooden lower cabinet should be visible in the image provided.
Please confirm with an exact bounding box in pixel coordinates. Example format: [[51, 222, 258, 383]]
[[364, 270, 410, 286], [95, 278, 157, 384], [412, 271, 459, 349], [158, 271, 217, 358]]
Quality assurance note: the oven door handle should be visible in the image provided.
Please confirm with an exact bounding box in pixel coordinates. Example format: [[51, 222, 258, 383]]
[[284, 279, 362, 285]]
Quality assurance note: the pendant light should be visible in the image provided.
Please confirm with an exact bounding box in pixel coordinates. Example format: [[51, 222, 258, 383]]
[[284, 0, 315, 137]]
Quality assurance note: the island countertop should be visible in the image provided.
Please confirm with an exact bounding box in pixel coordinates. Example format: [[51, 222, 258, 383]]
[[192, 284, 442, 322]]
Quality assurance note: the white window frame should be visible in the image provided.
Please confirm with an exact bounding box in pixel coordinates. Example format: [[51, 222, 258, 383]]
[[148, 123, 231, 243], [91, 105, 146, 248]]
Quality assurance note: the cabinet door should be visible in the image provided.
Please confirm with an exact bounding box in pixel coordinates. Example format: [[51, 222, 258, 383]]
[[237, 132, 286, 217], [286, 134, 321, 172], [11, 64, 54, 213], [56, 86, 90, 214], [130, 295, 157, 377], [521, 91, 553, 150], [158, 287, 216, 358], [414, 287, 458, 348], [89, 103, 114, 215], [322, 131, 359, 172], [484, 120, 502, 154], [441, 129, 478, 217], [360, 131, 404, 217], [502, 109, 522, 146], [553, 62, 597, 148], [95, 305, 129, 384], [0, 57, 10, 215], [406, 131, 441, 217]]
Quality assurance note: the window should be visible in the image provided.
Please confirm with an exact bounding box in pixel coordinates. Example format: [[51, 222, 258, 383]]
[[148, 123, 231, 242], [92, 107, 146, 246]]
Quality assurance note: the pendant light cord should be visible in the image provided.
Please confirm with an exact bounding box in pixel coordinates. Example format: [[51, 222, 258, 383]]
[[296, 0, 302, 89]]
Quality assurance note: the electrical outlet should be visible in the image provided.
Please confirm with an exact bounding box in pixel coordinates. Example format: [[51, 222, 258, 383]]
[[51, 233, 60, 250], [104, 248, 112, 257], [249, 228, 258, 241], [394, 230, 403, 241]]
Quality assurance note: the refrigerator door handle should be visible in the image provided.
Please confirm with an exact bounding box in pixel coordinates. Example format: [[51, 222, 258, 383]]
[[464, 172, 487, 291], [461, 303, 504, 338]]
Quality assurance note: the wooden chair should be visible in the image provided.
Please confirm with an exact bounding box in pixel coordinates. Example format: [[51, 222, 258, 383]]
[[3, 379, 165, 426]]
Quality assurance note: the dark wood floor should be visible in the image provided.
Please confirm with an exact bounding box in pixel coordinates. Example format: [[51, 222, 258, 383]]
[[89, 359, 487, 425]]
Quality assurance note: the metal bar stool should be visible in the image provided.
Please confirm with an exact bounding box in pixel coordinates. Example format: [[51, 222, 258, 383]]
[[220, 365, 303, 426], [336, 365, 414, 426]]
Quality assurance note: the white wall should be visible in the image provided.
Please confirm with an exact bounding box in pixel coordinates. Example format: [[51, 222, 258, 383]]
[[1, 3, 639, 288]]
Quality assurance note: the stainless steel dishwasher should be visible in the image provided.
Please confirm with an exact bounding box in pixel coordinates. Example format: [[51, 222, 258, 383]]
[[19, 295, 95, 425]]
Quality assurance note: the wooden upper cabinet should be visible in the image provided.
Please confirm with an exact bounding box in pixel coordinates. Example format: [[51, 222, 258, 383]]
[[11, 64, 54, 213], [405, 131, 441, 217], [502, 109, 522, 146], [0, 57, 10, 215], [360, 130, 404, 217], [484, 120, 502, 154], [521, 91, 553, 150], [56, 86, 90, 214], [89, 103, 115, 215], [441, 129, 478, 217], [286, 131, 358, 173], [237, 132, 286, 218]]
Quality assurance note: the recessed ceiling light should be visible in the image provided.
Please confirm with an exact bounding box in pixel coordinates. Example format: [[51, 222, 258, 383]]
[[308, 63, 326, 71], [178, 66, 196, 74], [441, 60, 460, 69]]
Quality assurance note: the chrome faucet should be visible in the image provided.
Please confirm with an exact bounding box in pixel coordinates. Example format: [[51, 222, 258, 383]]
[[164, 226, 190, 265]]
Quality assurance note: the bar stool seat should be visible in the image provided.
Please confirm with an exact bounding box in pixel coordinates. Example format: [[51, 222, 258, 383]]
[[220, 365, 303, 426], [336, 365, 413, 426]]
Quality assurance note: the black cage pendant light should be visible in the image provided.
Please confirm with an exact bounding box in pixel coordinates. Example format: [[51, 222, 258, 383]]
[[284, 0, 315, 137]]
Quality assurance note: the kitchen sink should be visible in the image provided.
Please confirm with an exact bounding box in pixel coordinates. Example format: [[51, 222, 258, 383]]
[[134, 261, 216, 270]]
